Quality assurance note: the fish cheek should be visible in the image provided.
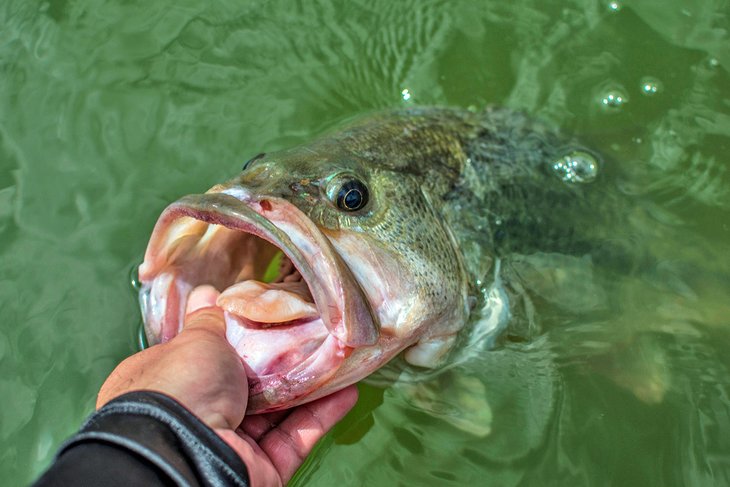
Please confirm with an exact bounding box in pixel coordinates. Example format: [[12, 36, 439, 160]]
[[336, 188, 467, 344], [382, 190, 470, 363]]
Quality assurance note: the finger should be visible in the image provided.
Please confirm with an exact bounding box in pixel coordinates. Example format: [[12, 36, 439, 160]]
[[216, 429, 283, 487], [240, 410, 291, 441], [259, 385, 358, 483], [183, 285, 224, 335], [185, 285, 221, 315], [183, 305, 226, 336]]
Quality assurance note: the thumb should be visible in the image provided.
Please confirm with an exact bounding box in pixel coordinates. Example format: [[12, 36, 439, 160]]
[[183, 285, 225, 336]]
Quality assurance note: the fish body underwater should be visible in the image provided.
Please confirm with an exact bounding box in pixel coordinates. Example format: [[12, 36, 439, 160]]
[[138, 106, 646, 414]]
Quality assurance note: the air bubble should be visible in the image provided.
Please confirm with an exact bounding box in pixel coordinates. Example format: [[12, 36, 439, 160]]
[[551, 150, 599, 183], [129, 264, 142, 292], [608, 1, 622, 11], [401, 88, 412, 101], [640, 77, 662, 96]]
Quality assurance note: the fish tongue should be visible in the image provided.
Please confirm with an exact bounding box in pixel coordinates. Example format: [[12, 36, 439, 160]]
[[216, 280, 318, 324]]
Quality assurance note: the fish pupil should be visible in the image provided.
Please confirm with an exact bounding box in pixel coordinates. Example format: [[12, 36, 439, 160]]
[[344, 189, 362, 208], [337, 180, 368, 211]]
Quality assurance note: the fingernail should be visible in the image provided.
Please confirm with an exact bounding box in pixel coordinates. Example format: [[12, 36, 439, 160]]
[[185, 285, 221, 315]]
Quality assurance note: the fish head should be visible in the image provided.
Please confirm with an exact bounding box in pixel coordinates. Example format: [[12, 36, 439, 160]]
[[138, 115, 472, 412]]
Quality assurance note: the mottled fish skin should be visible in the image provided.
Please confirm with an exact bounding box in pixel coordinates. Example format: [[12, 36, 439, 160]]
[[237, 106, 620, 294]]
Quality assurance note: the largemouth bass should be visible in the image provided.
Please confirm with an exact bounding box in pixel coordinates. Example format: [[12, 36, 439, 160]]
[[139, 106, 615, 413]]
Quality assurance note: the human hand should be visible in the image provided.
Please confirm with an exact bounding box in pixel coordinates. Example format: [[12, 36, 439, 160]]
[[97, 285, 358, 486]]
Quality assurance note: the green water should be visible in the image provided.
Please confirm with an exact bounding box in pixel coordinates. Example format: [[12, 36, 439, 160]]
[[1, 0, 728, 485]]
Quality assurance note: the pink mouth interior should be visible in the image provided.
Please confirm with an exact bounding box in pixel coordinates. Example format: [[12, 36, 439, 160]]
[[139, 216, 345, 396]]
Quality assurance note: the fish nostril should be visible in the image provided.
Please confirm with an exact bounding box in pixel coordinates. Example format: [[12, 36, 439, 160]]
[[289, 181, 310, 193]]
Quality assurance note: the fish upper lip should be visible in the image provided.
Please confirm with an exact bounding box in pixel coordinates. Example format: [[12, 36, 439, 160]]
[[138, 189, 379, 411]]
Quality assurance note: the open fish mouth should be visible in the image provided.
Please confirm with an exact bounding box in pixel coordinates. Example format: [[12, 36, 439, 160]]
[[138, 188, 378, 412]]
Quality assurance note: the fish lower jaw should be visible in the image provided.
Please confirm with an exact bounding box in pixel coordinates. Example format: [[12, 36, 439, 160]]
[[224, 313, 349, 412], [139, 271, 350, 412], [243, 332, 350, 413]]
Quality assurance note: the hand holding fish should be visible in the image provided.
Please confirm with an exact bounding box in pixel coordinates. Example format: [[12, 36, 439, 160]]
[[97, 286, 358, 486]]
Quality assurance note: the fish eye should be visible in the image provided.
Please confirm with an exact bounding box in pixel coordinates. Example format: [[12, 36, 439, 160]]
[[242, 152, 265, 171], [334, 178, 369, 212]]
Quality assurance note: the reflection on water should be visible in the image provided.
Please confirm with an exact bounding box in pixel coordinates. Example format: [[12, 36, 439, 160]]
[[0, 0, 728, 485]]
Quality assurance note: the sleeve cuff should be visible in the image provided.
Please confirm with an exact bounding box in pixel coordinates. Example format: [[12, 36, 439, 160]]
[[57, 391, 249, 487]]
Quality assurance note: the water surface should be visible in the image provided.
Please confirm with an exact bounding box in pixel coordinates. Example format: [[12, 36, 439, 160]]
[[1, 1, 728, 485]]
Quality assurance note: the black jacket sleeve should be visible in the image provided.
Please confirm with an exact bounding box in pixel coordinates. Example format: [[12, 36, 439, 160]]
[[33, 391, 249, 487]]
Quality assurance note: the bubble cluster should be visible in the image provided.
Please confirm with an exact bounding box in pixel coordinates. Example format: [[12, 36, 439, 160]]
[[640, 77, 662, 96], [551, 150, 599, 183], [401, 88, 412, 101], [600, 89, 628, 109]]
